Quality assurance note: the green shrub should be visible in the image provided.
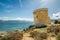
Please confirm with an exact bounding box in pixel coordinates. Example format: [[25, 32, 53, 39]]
[[54, 20, 58, 24], [54, 20, 60, 24]]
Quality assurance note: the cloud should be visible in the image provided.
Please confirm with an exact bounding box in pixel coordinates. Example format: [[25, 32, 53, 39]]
[[40, 0, 54, 6], [19, 0, 23, 8], [0, 17, 9, 20], [2, 17, 8, 20], [31, 0, 54, 7], [40, 0, 49, 3], [3, 17, 8, 19], [0, 17, 1, 20], [16, 17, 33, 22], [25, 0, 55, 8], [0, 17, 33, 22], [51, 12, 60, 19]]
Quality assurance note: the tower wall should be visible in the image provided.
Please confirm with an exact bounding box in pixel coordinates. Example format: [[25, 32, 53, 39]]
[[33, 8, 51, 25]]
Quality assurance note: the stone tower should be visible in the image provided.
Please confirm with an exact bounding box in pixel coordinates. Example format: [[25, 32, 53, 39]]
[[33, 8, 51, 25]]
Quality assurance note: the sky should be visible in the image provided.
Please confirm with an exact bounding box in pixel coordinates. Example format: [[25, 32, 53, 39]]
[[0, 0, 60, 21]]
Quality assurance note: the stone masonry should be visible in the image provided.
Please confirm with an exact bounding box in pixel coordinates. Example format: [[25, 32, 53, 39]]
[[33, 8, 51, 25]]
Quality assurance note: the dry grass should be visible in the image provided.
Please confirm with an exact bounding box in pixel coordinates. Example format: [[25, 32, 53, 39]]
[[0, 30, 23, 40], [30, 31, 48, 40]]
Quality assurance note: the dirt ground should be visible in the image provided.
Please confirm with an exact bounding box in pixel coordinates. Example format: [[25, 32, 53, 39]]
[[22, 33, 34, 40]]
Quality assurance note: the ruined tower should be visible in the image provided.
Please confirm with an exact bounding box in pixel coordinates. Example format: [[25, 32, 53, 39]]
[[33, 8, 51, 25]]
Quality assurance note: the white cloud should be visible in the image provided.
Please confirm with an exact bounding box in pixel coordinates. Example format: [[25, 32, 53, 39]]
[[0, 17, 9, 20], [16, 17, 33, 22], [0, 17, 1, 19], [19, 0, 23, 8], [40, 0, 54, 6], [40, 0, 48, 3], [3, 17, 8, 19], [18, 0, 54, 8], [32, 0, 54, 7], [0, 17, 33, 22], [51, 12, 60, 19], [2, 17, 8, 20]]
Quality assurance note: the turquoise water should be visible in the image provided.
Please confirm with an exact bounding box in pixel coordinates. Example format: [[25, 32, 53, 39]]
[[0, 20, 33, 31]]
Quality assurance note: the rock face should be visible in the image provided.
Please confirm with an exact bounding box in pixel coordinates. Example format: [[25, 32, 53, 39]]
[[33, 8, 51, 25]]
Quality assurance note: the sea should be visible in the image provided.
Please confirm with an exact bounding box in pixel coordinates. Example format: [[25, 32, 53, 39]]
[[0, 20, 34, 31]]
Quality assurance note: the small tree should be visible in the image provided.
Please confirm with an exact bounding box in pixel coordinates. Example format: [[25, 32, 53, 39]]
[[54, 20, 58, 24]]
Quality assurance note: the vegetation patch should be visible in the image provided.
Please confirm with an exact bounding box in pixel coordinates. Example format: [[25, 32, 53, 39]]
[[0, 30, 23, 40], [30, 31, 47, 40]]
